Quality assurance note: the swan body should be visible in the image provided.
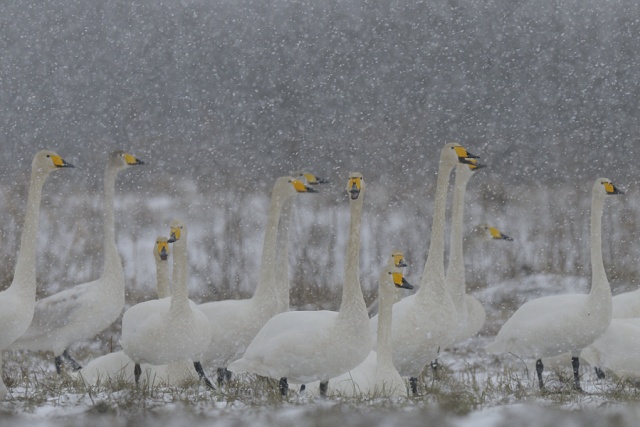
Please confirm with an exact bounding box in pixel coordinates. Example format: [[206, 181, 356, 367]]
[[0, 150, 74, 398], [198, 177, 316, 371], [121, 220, 212, 387], [11, 151, 142, 373], [311, 252, 413, 398], [228, 173, 371, 390], [74, 237, 197, 387], [369, 143, 478, 384], [486, 178, 623, 390], [610, 290, 640, 318]]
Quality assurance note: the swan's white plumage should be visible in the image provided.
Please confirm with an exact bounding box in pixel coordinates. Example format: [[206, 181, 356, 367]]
[[228, 173, 370, 385], [198, 177, 316, 369], [121, 220, 211, 368], [486, 178, 622, 388], [311, 253, 413, 398], [370, 143, 477, 378], [611, 290, 640, 318], [11, 151, 142, 368], [0, 150, 74, 398], [74, 237, 197, 387]]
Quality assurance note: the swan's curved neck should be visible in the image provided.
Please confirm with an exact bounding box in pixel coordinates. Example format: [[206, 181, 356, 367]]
[[446, 169, 472, 312], [273, 197, 294, 313], [101, 165, 123, 281], [338, 196, 366, 318], [376, 272, 395, 369], [252, 186, 290, 309], [156, 257, 170, 299], [589, 192, 610, 302], [418, 155, 454, 295], [170, 239, 191, 314], [12, 167, 49, 299]]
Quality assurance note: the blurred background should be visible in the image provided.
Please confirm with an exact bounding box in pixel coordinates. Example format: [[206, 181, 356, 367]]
[[1, 0, 639, 330]]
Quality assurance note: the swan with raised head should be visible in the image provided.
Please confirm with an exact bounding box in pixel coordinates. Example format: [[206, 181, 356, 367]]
[[74, 237, 197, 387], [11, 151, 142, 373], [198, 177, 316, 382], [485, 178, 623, 390], [369, 143, 478, 394], [121, 220, 214, 389], [312, 252, 413, 399], [0, 150, 74, 398], [228, 173, 370, 397]]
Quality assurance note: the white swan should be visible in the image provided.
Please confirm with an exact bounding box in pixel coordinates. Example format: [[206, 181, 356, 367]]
[[0, 150, 74, 399], [11, 151, 142, 373], [121, 220, 213, 389], [369, 143, 478, 394], [74, 237, 198, 387], [447, 160, 484, 344], [485, 178, 623, 390], [198, 177, 316, 380], [311, 252, 413, 399], [228, 173, 371, 397]]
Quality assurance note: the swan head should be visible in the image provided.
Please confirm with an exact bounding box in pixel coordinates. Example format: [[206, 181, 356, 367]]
[[154, 236, 170, 261], [597, 178, 624, 196], [391, 251, 408, 268], [34, 150, 75, 173], [442, 143, 479, 166], [346, 172, 364, 200], [288, 177, 318, 193], [168, 219, 186, 243], [388, 270, 414, 290], [110, 150, 144, 170], [292, 171, 330, 185], [475, 224, 514, 241]]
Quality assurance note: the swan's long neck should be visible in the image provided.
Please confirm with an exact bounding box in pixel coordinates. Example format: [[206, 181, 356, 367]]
[[252, 186, 288, 310], [100, 165, 124, 282], [12, 167, 49, 299], [376, 272, 395, 369], [273, 197, 294, 313], [417, 155, 454, 296], [156, 257, 170, 299], [338, 195, 367, 319], [446, 168, 472, 316], [588, 191, 611, 305], [170, 238, 191, 314]]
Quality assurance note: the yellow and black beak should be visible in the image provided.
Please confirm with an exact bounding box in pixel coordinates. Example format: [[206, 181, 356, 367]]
[[124, 153, 144, 166], [291, 179, 318, 193], [392, 252, 407, 268], [348, 177, 362, 200], [301, 172, 329, 185], [466, 158, 486, 172], [489, 226, 514, 241], [603, 181, 624, 195], [51, 155, 75, 168], [453, 145, 480, 165], [158, 240, 169, 261], [390, 272, 414, 290], [168, 227, 181, 243]]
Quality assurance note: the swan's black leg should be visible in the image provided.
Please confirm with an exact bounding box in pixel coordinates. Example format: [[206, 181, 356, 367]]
[[595, 366, 606, 379], [319, 380, 328, 398], [536, 359, 544, 389], [63, 349, 82, 371], [194, 361, 215, 390], [134, 363, 141, 385], [410, 377, 418, 395], [279, 377, 288, 396], [54, 355, 63, 374], [217, 367, 227, 386], [571, 356, 582, 391]]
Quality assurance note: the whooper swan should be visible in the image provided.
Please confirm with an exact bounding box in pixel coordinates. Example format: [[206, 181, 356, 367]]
[[0, 150, 74, 399], [369, 142, 478, 395], [485, 178, 623, 390], [11, 151, 143, 373], [121, 220, 214, 389], [228, 173, 370, 397], [198, 177, 317, 383]]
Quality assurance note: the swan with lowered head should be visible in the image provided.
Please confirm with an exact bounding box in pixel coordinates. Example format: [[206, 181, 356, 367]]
[[11, 151, 142, 373], [121, 220, 214, 389], [0, 150, 74, 398], [369, 143, 478, 394], [74, 237, 198, 387], [311, 252, 414, 399], [485, 178, 623, 390], [228, 173, 371, 397], [198, 177, 317, 382]]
